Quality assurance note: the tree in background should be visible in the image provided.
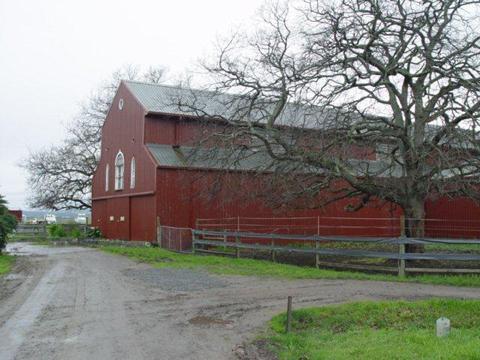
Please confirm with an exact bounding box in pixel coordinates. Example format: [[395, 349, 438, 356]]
[[23, 65, 166, 210], [184, 0, 480, 251], [0, 195, 17, 251]]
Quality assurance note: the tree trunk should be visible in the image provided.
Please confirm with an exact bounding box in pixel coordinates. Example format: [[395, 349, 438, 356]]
[[403, 199, 425, 253]]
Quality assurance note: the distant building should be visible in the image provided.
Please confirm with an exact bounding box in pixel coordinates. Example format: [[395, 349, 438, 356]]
[[45, 214, 57, 224], [8, 210, 23, 223]]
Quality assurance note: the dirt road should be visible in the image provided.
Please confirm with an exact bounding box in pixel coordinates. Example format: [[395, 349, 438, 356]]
[[1, 242, 480, 360]]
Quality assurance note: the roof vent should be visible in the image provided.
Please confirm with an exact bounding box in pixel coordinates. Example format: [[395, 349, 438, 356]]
[[118, 98, 124, 110]]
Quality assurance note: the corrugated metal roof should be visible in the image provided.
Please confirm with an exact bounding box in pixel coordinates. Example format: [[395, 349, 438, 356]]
[[146, 144, 185, 167], [146, 143, 276, 171], [146, 143, 407, 177], [124, 80, 334, 129]]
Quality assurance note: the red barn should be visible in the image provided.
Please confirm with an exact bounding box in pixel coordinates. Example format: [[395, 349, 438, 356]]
[[92, 81, 480, 249], [8, 210, 22, 223]]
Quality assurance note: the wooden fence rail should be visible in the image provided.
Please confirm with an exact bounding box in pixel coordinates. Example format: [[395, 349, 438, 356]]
[[15, 224, 89, 236], [192, 229, 480, 276]]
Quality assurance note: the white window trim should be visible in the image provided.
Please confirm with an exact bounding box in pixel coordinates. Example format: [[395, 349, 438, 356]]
[[130, 157, 136, 189], [114, 151, 125, 190], [105, 164, 109, 191]]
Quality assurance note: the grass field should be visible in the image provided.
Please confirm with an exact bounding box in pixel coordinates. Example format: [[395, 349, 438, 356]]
[[101, 246, 480, 287], [267, 299, 480, 359], [0, 254, 15, 275]]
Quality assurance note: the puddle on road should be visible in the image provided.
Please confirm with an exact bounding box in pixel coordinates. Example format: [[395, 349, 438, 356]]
[[6, 242, 90, 256], [188, 315, 234, 328]]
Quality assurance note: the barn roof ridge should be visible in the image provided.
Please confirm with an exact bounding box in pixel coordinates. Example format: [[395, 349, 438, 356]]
[[123, 79, 204, 92]]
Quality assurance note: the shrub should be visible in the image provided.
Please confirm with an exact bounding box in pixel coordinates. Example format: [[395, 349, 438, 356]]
[[70, 227, 82, 239], [48, 224, 67, 238], [86, 227, 102, 238], [0, 214, 17, 250]]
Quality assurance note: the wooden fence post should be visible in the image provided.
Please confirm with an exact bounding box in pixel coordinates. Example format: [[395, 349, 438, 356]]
[[191, 230, 196, 254], [156, 217, 162, 247], [316, 217, 321, 268], [398, 215, 406, 277], [271, 236, 276, 262], [286, 296, 293, 333], [235, 236, 240, 259], [168, 227, 171, 250]]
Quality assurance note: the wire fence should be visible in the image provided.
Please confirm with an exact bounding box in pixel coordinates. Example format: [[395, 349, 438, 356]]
[[196, 216, 480, 239], [157, 225, 192, 252]]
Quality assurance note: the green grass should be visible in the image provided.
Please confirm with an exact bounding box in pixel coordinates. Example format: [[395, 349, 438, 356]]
[[9, 234, 49, 242], [101, 246, 480, 287], [267, 299, 480, 359], [0, 254, 15, 275]]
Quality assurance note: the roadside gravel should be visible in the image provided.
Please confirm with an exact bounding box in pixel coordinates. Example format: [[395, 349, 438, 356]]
[[122, 268, 226, 292]]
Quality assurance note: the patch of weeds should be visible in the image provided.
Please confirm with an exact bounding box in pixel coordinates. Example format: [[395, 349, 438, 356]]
[[267, 299, 480, 360]]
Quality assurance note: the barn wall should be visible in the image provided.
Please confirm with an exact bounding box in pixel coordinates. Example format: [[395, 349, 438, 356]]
[[91, 199, 106, 235], [155, 168, 402, 247], [92, 82, 157, 199], [130, 195, 156, 241], [144, 115, 176, 145], [8, 210, 22, 223], [92, 195, 156, 242], [144, 115, 225, 146], [93, 86, 480, 246], [91, 82, 159, 242], [425, 197, 480, 238]]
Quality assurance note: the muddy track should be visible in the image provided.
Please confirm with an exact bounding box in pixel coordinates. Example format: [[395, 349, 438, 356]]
[[0, 243, 479, 360]]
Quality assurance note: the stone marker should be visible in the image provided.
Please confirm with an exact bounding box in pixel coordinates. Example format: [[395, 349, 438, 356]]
[[436, 317, 450, 337]]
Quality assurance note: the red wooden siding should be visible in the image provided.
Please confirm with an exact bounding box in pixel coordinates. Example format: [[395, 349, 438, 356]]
[[130, 195, 156, 241], [425, 198, 480, 238], [8, 210, 22, 223], [92, 82, 157, 200], [91, 82, 480, 248], [91, 82, 158, 242], [156, 168, 401, 237]]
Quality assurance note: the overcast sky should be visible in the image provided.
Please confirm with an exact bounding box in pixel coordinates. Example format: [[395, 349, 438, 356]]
[[0, 0, 264, 209]]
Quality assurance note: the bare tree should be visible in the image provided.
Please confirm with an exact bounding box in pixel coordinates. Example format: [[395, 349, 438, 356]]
[[23, 65, 166, 210], [182, 0, 480, 249]]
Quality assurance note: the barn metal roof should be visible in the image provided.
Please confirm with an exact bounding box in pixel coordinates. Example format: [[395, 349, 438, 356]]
[[146, 143, 276, 171], [123, 80, 334, 129], [146, 143, 407, 177]]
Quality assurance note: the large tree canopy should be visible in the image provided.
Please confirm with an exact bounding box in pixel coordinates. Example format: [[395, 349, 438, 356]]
[[23, 65, 166, 210], [185, 0, 480, 245]]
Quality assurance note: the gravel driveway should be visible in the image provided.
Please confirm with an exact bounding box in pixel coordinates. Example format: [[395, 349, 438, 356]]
[[1, 242, 480, 360]]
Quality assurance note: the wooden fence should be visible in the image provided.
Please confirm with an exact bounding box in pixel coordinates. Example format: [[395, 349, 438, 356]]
[[192, 229, 480, 275], [15, 224, 89, 236], [15, 224, 48, 236]]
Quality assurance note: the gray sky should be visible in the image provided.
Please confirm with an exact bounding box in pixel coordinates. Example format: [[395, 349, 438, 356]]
[[0, 0, 263, 209]]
